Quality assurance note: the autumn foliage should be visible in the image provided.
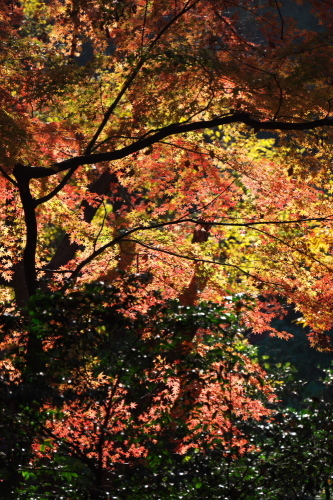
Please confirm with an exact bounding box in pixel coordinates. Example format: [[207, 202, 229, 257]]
[[1, 281, 277, 497], [1, 0, 333, 497]]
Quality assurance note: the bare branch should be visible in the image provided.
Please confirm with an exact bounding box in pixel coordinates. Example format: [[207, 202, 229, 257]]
[[93, 199, 107, 252], [273, 74, 283, 120], [28, 113, 333, 179], [191, 215, 333, 227], [247, 225, 333, 272], [35, 166, 78, 206], [273, 0, 284, 40], [59, 213, 332, 290], [122, 238, 284, 288], [0, 165, 18, 187]]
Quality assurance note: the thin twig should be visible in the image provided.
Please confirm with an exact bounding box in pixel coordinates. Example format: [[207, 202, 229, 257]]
[[248, 224, 333, 272], [86, 0, 200, 155], [93, 199, 107, 252], [0, 165, 18, 187], [273, 74, 283, 120], [60, 213, 333, 288], [35, 166, 78, 206], [140, 0, 149, 55], [273, 0, 284, 40], [123, 237, 284, 288]]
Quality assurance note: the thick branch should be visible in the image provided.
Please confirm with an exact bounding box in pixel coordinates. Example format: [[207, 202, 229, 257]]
[[26, 113, 333, 180], [13, 163, 38, 297]]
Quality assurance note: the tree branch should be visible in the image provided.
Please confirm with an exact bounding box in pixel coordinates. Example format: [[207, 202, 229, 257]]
[[26, 113, 333, 179], [44, 171, 119, 273], [85, 0, 200, 154], [59, 213, 327, 289], [35, 165, 78, 206], [247, 225, 333, 272], [13, 163, 38, 297], [0, 165, 18, 187], [122, 238, 283, 288]]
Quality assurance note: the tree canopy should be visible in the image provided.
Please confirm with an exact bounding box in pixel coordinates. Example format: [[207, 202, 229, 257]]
[[0, 0, 332, 348], [1, 0, 333, 497]]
